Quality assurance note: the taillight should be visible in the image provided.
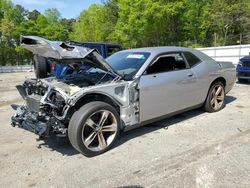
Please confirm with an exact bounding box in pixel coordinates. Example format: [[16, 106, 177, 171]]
[[52, 63, 57, 71]]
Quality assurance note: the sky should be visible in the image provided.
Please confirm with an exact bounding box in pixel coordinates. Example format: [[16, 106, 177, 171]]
[[12, 0, 102, 18]]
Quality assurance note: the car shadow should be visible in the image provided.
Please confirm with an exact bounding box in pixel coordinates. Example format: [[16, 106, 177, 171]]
[[236, 80, 250, 85], [116, 109, 205, 147], [115, 95, 236, 148], [225, 95, 237, 104], [37, 95, 237, 156], [37, 136, 80, 156]]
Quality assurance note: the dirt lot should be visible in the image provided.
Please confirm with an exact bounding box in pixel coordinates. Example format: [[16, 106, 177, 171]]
[[0, 72, 249, 188]]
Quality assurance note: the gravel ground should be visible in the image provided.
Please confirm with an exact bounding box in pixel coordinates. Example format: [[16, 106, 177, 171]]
[[0, 72, 249, 188]]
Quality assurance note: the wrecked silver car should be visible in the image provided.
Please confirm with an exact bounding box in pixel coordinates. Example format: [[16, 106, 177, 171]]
[[11, 36, 236, 156]]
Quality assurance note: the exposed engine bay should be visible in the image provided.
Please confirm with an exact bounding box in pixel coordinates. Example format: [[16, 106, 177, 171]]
[[11, 72, 124, 138], [11, 73, 140, 139]]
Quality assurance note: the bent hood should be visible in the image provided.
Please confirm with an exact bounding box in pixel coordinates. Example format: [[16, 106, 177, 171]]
[[20, 36, 119, 76]]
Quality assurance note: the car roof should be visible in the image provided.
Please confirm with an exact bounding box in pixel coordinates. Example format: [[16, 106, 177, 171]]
[[121, 46, 215, 63], [121, 46, 196, 55]]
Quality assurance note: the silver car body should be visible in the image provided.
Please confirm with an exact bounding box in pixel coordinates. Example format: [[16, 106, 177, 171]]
[[14, 36, 236, 133]]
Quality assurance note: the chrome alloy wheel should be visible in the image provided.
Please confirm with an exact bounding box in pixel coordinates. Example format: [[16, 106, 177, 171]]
[[210, 85, 225, 111], [81, 110, 118, 152]]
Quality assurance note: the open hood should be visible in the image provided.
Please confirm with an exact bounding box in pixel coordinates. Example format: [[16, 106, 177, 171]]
[[20, 36, 119, 76]]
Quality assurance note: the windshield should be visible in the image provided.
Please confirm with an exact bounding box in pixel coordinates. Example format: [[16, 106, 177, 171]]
[[106, 51, 150, 80]]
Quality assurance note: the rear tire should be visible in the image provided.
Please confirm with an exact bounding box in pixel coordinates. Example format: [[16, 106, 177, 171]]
[[68, 102, 120, 157], [34, 55, 49, 79], [203, 82, 225, 113]]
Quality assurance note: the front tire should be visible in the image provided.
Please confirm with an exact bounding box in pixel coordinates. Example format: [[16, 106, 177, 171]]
[[203, 82, 225, 113], [68, 102, 120, 157]]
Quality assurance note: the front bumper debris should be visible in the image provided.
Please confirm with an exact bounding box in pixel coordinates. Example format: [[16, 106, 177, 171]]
[[11, 104, 67, 139], [11, 104, 49, 138]]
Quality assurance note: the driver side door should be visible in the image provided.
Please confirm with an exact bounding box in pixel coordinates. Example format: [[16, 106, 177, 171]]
[[139, 52, 199, 122]]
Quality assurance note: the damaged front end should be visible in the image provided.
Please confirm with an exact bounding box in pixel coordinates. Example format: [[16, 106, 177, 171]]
[[11, 36, 122, 138], [11, 36, 140, 140], [11, 79, 69, 138]]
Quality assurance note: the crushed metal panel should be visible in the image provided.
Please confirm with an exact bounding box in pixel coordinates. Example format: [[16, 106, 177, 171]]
[[20, 36, 120, 76], [21, 36, 93, 59]]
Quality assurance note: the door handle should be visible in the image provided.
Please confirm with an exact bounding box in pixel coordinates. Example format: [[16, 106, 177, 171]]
[[187, 73, 193, 77]]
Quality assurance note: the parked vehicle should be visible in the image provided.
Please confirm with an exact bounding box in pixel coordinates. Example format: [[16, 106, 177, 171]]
[[11, 36, 236, 157], [237, 55, 250, 82], [34, 40, 122, 78]]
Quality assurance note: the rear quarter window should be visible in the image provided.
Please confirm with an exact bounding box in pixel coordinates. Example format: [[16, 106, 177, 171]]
[[183, 52, 201, 67]]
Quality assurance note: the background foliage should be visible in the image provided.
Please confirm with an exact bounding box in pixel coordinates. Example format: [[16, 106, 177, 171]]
[[1, 0, 250, 65]]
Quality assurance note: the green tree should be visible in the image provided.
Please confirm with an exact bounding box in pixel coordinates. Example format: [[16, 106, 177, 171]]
[[0, 17, 15, 44], [210, 0, 250, 45], [182, 0, 212, 47], [114, 0, 186, 48], [102, 0, 119, 42], [28, 10, 40, 21], [61, 18, 76, 32], [36, 14, 49, 28], [0, 3, 70, 65], [44, 8, 61, 25], [16, 10, 69, 41], [41, 25, 69, 41], [71, 4, 106, 42], [12, 5, 28, 24], [2, 0, 250, 66]]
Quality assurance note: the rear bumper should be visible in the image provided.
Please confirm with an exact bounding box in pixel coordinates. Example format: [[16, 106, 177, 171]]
[[236, 66, 250, 79], [237, 72, 250, 79]]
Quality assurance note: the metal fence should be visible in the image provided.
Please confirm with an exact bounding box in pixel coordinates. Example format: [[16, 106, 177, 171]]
[[197, 44, 250, 65], [0, 65, 34, 73]]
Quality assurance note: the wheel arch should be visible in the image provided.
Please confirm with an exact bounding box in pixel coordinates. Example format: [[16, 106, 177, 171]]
[[203, 77, 226, 103], [72, 92, 121, 115], [211, 77, 226, 87]]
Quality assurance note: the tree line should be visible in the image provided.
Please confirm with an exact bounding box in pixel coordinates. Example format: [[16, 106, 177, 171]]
[[1, 0, 250, 65]]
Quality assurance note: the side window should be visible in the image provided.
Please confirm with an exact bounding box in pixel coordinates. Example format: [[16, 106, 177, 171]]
[[147, 53, 187, 74], [107, 47, 121, 57], [183, 52, 201, 67]]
